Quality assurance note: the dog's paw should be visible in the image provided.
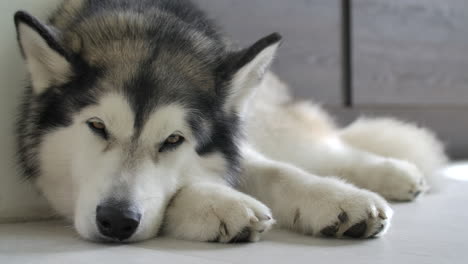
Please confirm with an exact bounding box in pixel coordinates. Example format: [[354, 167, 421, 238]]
[[288, 182, 393, 239], [163, 184, 275, 243], [315, 189, 393, 238], [370, 159, 427, 201], [209, 194, 275, 243]]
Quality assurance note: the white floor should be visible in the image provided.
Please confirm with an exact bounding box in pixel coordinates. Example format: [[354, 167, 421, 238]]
[[1, 164, 467, 264]]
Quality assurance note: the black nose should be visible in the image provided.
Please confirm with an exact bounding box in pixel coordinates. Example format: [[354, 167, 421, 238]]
[[96, 205, 141, 241]]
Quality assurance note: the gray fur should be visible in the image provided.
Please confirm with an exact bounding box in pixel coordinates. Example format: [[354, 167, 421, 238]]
[[15, 0, 280, 184]]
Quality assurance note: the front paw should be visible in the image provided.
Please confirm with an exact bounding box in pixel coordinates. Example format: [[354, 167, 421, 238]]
[[163, 184, 275, 243], [290, 184, 393, 239], [212, 199, 275, 243], [318, 189, 392, 238]]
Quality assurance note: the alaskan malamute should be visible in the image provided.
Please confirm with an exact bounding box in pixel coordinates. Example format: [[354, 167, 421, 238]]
[[14, 0, 447, 243]]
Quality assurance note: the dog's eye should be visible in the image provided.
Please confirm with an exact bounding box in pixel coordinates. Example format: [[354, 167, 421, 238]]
[[166, 135, 183, 144], [159, 134, 185, 152], [87, 119, 108, 140]]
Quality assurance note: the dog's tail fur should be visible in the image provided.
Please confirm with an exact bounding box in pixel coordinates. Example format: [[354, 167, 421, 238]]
[[340, 117, 449, 187]]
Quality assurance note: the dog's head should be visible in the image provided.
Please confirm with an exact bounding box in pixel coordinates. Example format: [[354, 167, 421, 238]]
[[14, 11, 280, 242]]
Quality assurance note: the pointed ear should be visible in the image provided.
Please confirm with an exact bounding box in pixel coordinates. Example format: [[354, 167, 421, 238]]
[[223, 33, 282, 112], [14, 11, 72, 94]]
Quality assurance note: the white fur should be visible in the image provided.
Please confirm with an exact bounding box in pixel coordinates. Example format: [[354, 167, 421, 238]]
[[164, 182, 275, 242], [243, 73, 447, 202], [340, 118, 448, 188]]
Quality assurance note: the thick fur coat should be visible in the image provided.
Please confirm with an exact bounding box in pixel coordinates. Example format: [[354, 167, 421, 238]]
[[14, 0, 447, 243]]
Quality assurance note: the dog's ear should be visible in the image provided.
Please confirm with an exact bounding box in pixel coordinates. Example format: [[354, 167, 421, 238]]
[[221, 33, 281, 113], [14, 11, 72, 94]]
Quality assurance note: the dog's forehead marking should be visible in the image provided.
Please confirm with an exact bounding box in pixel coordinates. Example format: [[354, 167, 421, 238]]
[[140, 104, 190, 146], [97, 93, 135, 140]]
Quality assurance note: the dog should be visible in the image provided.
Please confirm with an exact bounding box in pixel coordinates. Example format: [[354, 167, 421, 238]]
[[14, 0, 448, 243]]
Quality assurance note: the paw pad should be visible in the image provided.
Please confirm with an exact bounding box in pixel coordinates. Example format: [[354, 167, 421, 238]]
[[343, 221, 367, 238]]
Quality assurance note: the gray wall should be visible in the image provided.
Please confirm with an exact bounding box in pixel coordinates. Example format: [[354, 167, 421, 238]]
[[353, 0, 468, 107]]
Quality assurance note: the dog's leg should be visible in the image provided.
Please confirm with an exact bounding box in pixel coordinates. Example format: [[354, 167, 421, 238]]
[[239, 145, 393, 238], [340, 117, 448, 188], [247, 91, 446, 200], [163, 182, 275, 243], [277, 138, 428, 201]]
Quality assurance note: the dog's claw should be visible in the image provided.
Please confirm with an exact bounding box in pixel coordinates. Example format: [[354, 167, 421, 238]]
[[378, 209, 388, 220], [250, 216, 259, 224]]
